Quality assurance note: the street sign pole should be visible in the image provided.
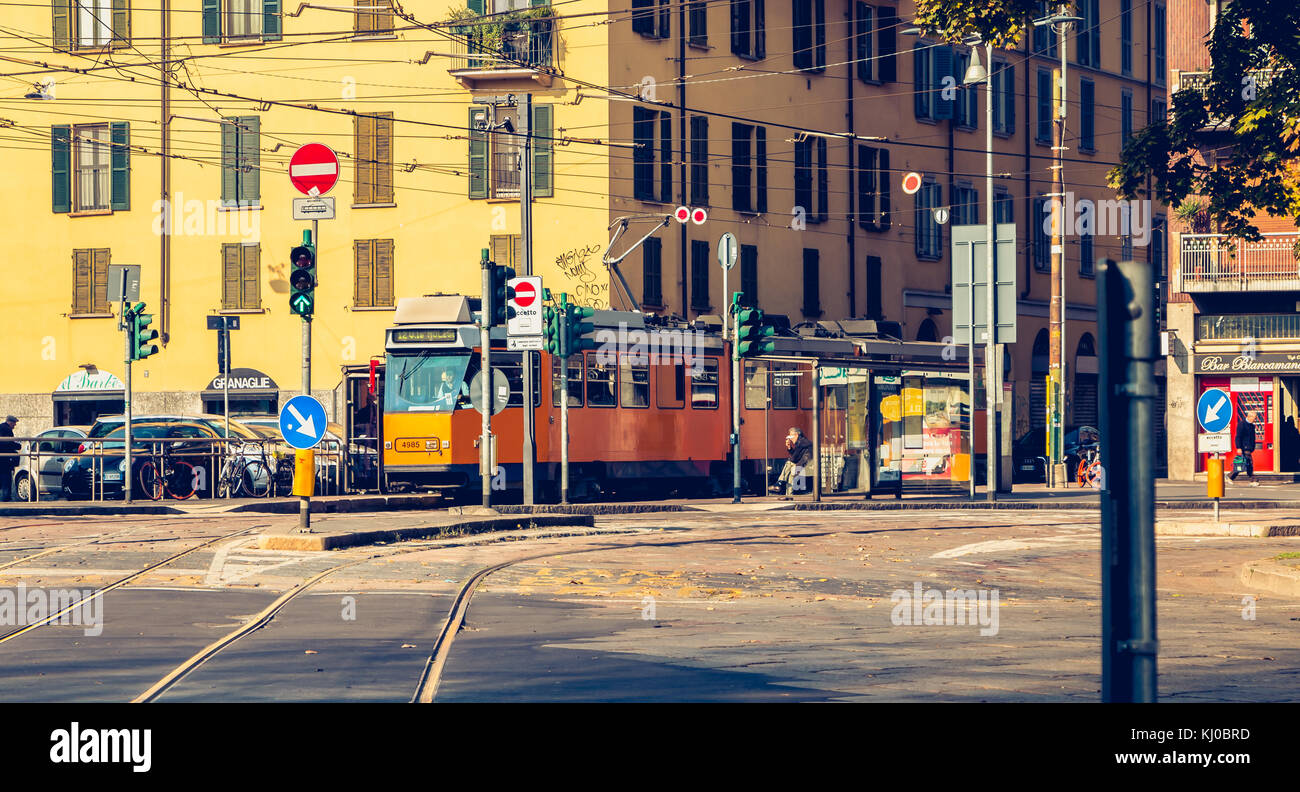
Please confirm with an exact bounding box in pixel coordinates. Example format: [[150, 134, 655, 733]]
[[300, 225, 314, 531], [481, 249, 493, 508], [560, 293, 570, 505], [732, 295, 742, 503], [122, 298, 133, 505], [223, 326, 230, 442], [520, 93, 535, 506]]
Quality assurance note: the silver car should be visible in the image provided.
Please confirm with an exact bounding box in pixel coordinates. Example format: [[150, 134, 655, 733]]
[[12, 426, 89, 501]]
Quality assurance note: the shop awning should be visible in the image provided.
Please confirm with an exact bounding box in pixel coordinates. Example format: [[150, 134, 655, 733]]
[[203, 368, 279, 399]]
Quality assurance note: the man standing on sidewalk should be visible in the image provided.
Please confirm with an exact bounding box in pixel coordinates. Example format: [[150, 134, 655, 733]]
[[0, 416, 19, 501], [1229, 410, 1260, 486]]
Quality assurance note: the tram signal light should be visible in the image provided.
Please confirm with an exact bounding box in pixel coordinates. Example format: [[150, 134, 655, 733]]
[[566, 305, 596, 354], [489, 263, 516, 326], [289, 242, 316, 317], [736, 306, 776, 357], [544, 305, 565, 356], [128, 302, 159, 361]]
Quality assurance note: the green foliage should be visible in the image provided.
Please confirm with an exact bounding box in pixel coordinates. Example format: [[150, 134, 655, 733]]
[[910, 0, 1043, 48], [444, 4, 553, 60]]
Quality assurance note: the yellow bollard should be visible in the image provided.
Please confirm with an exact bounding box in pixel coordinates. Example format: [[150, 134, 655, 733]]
[[1207, 456, 1224, 499], [292, 449, 315, 497]]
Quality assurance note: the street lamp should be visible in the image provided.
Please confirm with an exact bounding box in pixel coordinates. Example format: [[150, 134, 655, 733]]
[[24, 81, 53, 100]]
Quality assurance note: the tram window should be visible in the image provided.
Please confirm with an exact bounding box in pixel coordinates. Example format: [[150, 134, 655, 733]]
[[620, 357, 650, 408], [744, 361, 768, 409], [552, 357, 583, 407], [586, 354, 616, 407], [690, 358, 719, 409], [493, 352, 541, 408], [772, 366, 799, 409], [655, 363, 685, 408]]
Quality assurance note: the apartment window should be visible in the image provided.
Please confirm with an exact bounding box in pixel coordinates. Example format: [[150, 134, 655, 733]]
[[71, 248, 110, 315], [953, 51, 979, 128], [53, 0, 132, 51], [1154, 3, 1166, 84], [1151, 98, 1167, 124], [221, 243, 261, 310], [992, 61, 1015, 135], [642, 236, 663, 306], [1151, 215, 1167, 278], [1121, 208, 1134, 260], [914, 180, 941, 260], [1080, 78, 1095, 151], [490, 233, 520, 267], [1121, 89, 1133, 144], [203, 0, 281, 43], [632, 0, 670, 39], [1079, 232, 1094, 278], [994, 188, 1014, 226], [690, 239, 710, 311], [740, 244, 758, 307], [354, 112, 393, 206], [731, 123, 767, 213], [952, 184, 978, 226], [801, 248, 820, 316], [689, 115, 709, 207], [634, 106, 672, 203], [854, 3, 896, 83], [687, 1, 706, 47], [354, 0, 393, 35], [353, 239, 394, 308], [221, 115, 260, 207], [794, 136, 827, 223], [1120, 0, 1132, 76], [914, 43, 958, 121], [52, 124, 129, 214], [730, 0, 765, 59], [865, 255, 882, 319], [1036, 68, 1053, 144], [468, 104, 554, 199], [1076, 0, 1099, 68], [1031, 2, 1056, 57], [855, 3, 873, 82], [792, 0, 825, 73], [857, 144, 890, 232], [74, 125, 111, 212], [1033, 196, 1051, 272]]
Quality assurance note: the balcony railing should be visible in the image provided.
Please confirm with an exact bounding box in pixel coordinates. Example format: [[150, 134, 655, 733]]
[[1177, 233, 1300, 293], [448, 17, 555, 73], [1196, 313, 1300, 341], [1179, 69, 1277, 95]]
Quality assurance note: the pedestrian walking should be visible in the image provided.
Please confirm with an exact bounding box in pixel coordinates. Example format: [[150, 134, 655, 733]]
[[1229, 410, 1260, 486], [770, 426, 813, 499], [0, 416, 19, 501]]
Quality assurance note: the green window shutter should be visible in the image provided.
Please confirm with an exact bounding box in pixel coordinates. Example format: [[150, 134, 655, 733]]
[[203, 0, 220, 43], [241, 244, 260, 309], [92, 249, 110, 314], [110, 122, 130, 211], [374, 113, 393, 203], [111, 0, 130, 48], [221, 244, 240, 309], [375, 239, 394, 306], [52, 0, 71, 51], [531, 104, 553, 198], [238, 116, 260, 206], [354, 240, 372, 307], [72, 250, 90, 313], [220, 118, 237, 204], [263, 0, 281, 40], [468, 108, 488, 199], [52, 125, 71, 213], [467, 0, 483, 13]]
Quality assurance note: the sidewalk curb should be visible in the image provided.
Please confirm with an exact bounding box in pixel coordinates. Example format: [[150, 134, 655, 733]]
[[1155, 521, 1300, 537], [1240, 560, 1300, 598], [258, 513, 596, 551]]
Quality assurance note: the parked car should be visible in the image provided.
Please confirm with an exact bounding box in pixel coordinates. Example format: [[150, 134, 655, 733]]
[[1012, 431, 1048, 483], [11, 426, 89, 501]]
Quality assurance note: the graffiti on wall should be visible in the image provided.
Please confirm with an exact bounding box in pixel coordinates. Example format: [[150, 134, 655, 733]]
[[554, 243, 609, 309]]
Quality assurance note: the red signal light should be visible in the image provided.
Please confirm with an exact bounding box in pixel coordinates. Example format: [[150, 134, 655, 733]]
[[674, 206, 690, 223], [691, 208, 707, 225]]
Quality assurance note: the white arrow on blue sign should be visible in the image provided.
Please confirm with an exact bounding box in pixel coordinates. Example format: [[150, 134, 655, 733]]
[[279, 394, 328, 450], [1196, 388, 1232, 434]]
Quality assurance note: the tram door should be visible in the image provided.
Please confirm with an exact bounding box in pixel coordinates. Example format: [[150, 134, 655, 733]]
[[818, 367, 871, 494], [344, 361, 383, 492]]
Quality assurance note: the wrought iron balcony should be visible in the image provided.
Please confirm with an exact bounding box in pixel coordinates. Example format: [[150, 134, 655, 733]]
[[1177, 232, 1300, 293], [1178, 69, 1276, 95], [447, 15, 556, 89]]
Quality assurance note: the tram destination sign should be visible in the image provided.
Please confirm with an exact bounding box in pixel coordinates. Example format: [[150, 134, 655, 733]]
[[1195, 353, 1300, 374]]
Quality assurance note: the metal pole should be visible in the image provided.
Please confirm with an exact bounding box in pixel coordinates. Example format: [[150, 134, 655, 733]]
[[520, 93, 535, 506], [123, 305, 133, 504], [812, 363, 821, 502], [732, 303, 742, 503], [300, 223, 314, 531], [985, 43, 998, 502], [481, 248, 492, 507], [969, 241, 976, 501], [560, 292, 570, 504], [1098, 258, 1158, 702], [1049, 17, 1071, 488], [223, 325, 230, 442]]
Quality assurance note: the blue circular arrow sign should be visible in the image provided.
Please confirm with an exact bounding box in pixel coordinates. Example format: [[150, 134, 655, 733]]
[[279, 395, 328, 450], [1197, 388, 1232, 434]]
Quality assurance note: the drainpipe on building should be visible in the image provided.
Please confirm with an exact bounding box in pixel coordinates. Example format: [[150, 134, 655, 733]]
[[160, 0, 171, 344], [678, 7, 688, 316], [1021, 30, 1032, 300], [845, 5, 856, 317]]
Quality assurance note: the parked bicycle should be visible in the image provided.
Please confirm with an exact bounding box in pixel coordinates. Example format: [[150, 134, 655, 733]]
[[1076, 444, 1103, 488], [138, 445, 198, 501], [216, 441, 275, 498]]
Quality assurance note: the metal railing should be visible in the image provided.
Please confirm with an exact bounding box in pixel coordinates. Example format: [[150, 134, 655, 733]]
[[1196, 313, 1300, 341], [1177, 232, 1300, 292], [3, 436, 348, 503], [447, 17, 555, 71], [1179, 69, 1277, 96]]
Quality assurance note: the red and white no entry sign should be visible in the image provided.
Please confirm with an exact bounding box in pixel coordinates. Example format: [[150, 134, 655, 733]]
[[289, 143, 340, 196], [674, 206, 691, 223], [901, 171, 923, 195], [513, 279, 537, 308]]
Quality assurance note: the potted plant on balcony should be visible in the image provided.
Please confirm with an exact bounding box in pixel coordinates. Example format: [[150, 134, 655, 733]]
[[445, 4, 553, 68]]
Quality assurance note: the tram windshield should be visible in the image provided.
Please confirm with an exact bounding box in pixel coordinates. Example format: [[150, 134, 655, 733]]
[[385, 352, 472, 413]]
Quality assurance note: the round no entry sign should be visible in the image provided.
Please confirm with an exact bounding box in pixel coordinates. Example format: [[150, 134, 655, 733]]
[[514, 280, 537, 308], [901, 171, 923, 195], [289, 143, 340, 196]]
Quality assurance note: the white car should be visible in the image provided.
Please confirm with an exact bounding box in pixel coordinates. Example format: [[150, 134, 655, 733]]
[[12, 427, 89, 501]]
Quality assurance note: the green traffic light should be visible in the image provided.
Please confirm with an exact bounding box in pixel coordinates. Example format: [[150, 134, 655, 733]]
[[130, 301, 159, 361], [289, 243, 316, 317]]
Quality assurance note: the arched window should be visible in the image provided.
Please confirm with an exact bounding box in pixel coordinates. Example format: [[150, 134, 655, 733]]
[[917, 318, 939, 342], [1074, 333, 1099, 427], [1029, 329, 1050, 430]]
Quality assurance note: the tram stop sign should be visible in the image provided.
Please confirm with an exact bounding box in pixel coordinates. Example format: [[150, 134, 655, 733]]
[[470, 368, 511, 416]]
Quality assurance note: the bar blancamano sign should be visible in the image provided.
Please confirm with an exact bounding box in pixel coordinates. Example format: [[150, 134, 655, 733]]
[[1195, 353, 1300, 374]]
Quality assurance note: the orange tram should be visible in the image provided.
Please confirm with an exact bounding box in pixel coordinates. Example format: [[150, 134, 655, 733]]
[[375, 295, 988, 501]]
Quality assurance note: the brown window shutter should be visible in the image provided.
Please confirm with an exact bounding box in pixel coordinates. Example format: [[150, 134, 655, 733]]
[[510, 234, 521, 267], [490, 234, 511, 267], [354, 240, 372, 307], [354, 0, 373, 33], [241, 244, 260, 309], [374, 239, 394, 306], [354, 115, 374, 204], [221, 243, 240, 309], [374, 113, 393, 204], [91, 249, 110, 314], [73, 249, 91, 314]]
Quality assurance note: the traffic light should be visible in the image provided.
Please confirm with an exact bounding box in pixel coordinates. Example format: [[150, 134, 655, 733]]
[[736, 306, 775, 357], [566, 305, 596, 354], [488, 264, 516, 326], [544, 305, 565, 357], [289, 241, 316, 317], [128, 302, 159, 361]]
